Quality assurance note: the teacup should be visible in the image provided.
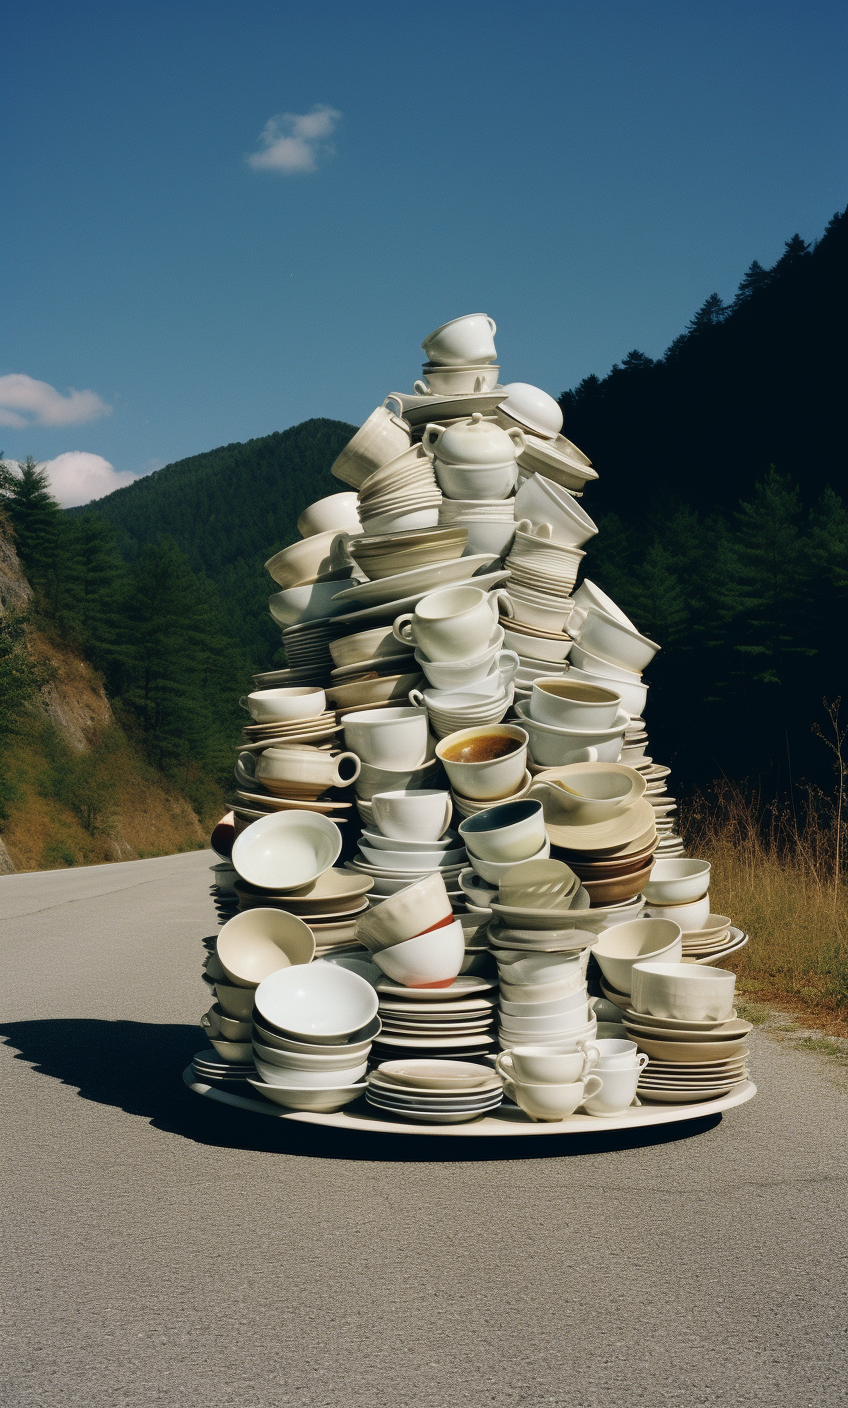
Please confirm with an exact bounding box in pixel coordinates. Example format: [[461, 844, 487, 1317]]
[[582, 1062, 647, 1117], [529, 679, 621, 731], [371, 789, 453, 842], [354, 756, 439, 801], [236, 748, 360, 795], [343, 706, 429, 770], [239, 686, 326, 723], [510, 1074, 603, 1122], [458, 799, 546, 863], [421, 313, 498, 366], [436, 724, 528, 801], [587, 1038, 644, 1070], [393, 586, 513, 662], [416, 363, 500, 394], [331, 399, 411, 489], [496, 1045, 598, 1085]]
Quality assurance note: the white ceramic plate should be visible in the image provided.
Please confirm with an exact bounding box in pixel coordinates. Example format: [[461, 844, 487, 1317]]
[[330, 570, 511, 626], [390, 389, 506, 425], [375, 975, 495, 1000], [330, 554, 498, 606]]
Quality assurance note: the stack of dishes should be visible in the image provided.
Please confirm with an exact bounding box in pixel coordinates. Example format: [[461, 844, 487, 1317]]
[[678, 914, 748, 962], [366, 1058, 503, 1123], [513, 472, 598, 551], [280, 621, 338, 678], [438, 496, 516, 559], [418, 314, 499, 385], [330, 399, 412, 491], [354, 873, 466, 987], [589, 917, 683, 1008], [348, 523, 467, 579], [248, 962, 379, 1110], [409, 681, 515, 740], [516, 678, 628, 769], [643, 859, 713, 930], [371, 978, 499, 1062], [505, 525, 585, 597], [233, 749, 356, 825], [329, 621, 415, 673], [622, 961, 751, 1102], [192, 1048, 255, 1085], [495, 941, 597, 1054], [459, 798, 550, 887], [232, 869, 374, 956], [209, 860, 238, 925]]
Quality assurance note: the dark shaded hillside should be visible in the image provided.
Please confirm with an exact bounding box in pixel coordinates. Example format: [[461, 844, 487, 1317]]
[[72, 417, 356, 661], [559, 207, 847, 522]]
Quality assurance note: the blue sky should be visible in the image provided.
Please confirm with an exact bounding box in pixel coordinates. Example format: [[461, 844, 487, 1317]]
[[2, 0, 846, 505]]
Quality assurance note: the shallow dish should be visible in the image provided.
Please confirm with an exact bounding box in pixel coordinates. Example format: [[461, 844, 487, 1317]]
[[231, 811, 342, 891], [631, 1036, 749, 1062], [247, 1079, 367, 1110]]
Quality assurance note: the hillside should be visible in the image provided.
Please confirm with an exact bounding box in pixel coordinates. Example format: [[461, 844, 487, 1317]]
[[72, 417, 356, 663]]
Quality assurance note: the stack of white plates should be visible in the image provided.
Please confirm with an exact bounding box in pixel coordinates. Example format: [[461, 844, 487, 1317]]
[[622, 1010, 751, 1101], [192, 1048, 255, 1084], [371, 975, 498, 1061], [423, 685, 515, 739], [240, 713, 343, 750], [282, 620, 337, 675], [366, 1058, 503, 1123]]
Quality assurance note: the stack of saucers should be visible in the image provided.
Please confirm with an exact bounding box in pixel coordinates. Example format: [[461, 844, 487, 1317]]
[[622, 960, 751, 1103], [370, 977, 498, 1062], [280, 620, 338, 680], [366, 1058, 503, 1123], [505, 524, 585, 597], [210, 861, 239, 925], [527, 762, 657, 902], [356, 445, 442, 535], [192, 1048, 255, 1085], [233, 869, 374, 957], [248, 962, 379, 1111], [347, 522, 466, 579], [680, 916, 748, 963], [411, 680, 516, 740], [354, 873, 466, 988]]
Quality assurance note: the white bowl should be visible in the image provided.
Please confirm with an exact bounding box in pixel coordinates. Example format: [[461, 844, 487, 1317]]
[[253, 1013, 381, 1056], [254, 964, 378, 1043], [214, 983, 256, 1020], [572, 579, 635, 629], [297, 491, 362, 539], [372, 919, 465, 987], [502, 626, 572, 664], [355, 872, 452, 949], [421, 313, 498, 365], [530, 679, 621, 730], [458, 799, 546, 863], [499, 986, 588, 1017], [414, 629, 505, 691], [630, 961, 737, 1022], [354, 757, 439, 802], [254, 1055, 368, 1088], [496, 383, 563, 439], [644, 895, 711, 929], [496, 953, 585, 990], [565, 663, 648, 719], [468, 837, 550, 885], [568, 643, 642, 684], [575, 608, 660, 673], [208, 1037, 253, 1062], [515, 702, 627, 768], [264, 531, 342, 590], [268, 580, 350, 627], [358, 844, 466, 871], [496, 1020, 597, 1052], [247, 1079, 367, 1111], [216, 908, 315, 986], [642, 858, 712, 904], [506, 589, 572, 633], [231, 811, 341, 891], [498, 1004, 591, 1035], [434, 458, 518, 501], [591, 918, 682, 995], [513, 473, 598, 548], [252, 1039, 372, 1070]]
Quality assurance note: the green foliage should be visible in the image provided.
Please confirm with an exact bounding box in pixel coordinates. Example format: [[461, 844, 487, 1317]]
[[0, 609, 53, 821], [38, 723, 120, 836]]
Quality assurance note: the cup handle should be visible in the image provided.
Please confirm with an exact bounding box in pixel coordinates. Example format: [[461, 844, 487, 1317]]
[[507, 426, 526, 456], [408, 688, 425, 708], [331, 752, 362, 787], [582, 1075, 604, 1102], [234, 752, 257, 788], [441, 794, 453, 836], [382, 395, 406, 426], [393, 614, 416, 646], [497, 649, 520, 686], [422, 423, 445, 455], [329, 532, 354, 570], [580, 1042, 600, 1077], [490, 588, 514, 621], [636, 1052, 650, 1070], [494, 1052, 513, 1081], [413, 380, 430, 395], [487, 316, 497, 335], [238, 696, 250, 712]]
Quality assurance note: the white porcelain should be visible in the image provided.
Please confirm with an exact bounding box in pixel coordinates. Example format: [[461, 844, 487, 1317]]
[[216, 908, 315, 986], [513, 473, 598, 548], [330, 624, 414, 669], [495, 952, 585, 989], [372, 919, 465, 988], [254, 963, 379, 1043], [630, 961, 737, 1022], [247, 1079, 366, 1111], [417, 364, 500, 393], [449, 517, 517, 558], [572, 579, 635, 629], [253, 1012, 380, 1056], [214, 983, 255, 1020], [331, 400, 411, 489], [298, 492, 362, 539], [499, 987, 589, 1018], [421, 313, 498, 365], [269, 580, 349, 627], [417, 644, 516, 697], [240, 686, 326, 723], [434, 458, 519, 501], [437, 724, 529, 801], [644, 894, 711, 929], [231, 811, 342, 891], [263, 532, 343, 590], [582, 1062, 646, 1115], [355, 872, 452, 949], [424, 413, 520, 467], [353, 756, 438, 802], [343, 706, 429, 770], [372, 789, 453, 842], [253, 1039, 370, 1072], [575, 607, 660, 673], [359, 843, 465, 871], [498, 1002, 590, 1034], [458, 799, 546, 863], [510, 1074, 602, 1121], [247, 748, 360, 794], [360, 506, 441, 534], [496, 1046, 597, 1085], [568, 643, 642, 684], [502, 626, 572, 665], [591, 919, 682, 995], [565, 662, 648, 718], [495, 382, 563, 439], [506, 588, 572, 633], [589, 1038, 644, 1069], [254, 1056, 368, 1088], [394, 586, 511, 661], [642, 859, 712, 904], [509, 523, 586, 571], [515, 702, 627, 768], [528, 762, 645, 823], [529, 679, 621, 730]]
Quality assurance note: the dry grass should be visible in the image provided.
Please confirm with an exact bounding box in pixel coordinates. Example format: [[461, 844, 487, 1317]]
[[681, 779, 848, 1037]]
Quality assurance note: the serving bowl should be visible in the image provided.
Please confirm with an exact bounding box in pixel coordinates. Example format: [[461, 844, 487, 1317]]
[[590, 918, 682, 995], [642, 858, 712, 905], [574, 607, 660, 673], [264, 531, 343, 589], [231, 811, 342, 891], [630, 961, 737, 1022], [254, 963, 379, 1043], [372, 919, 465, 987], [355, 872, 452, 950], [458, 799, 546, 863], [268, 580, 350, 627], [254, 1055, 368, 1088], [216, 908, 315, 986], [208, 1037, 253, 1062], [253, 1012, 381, 1056], [247, 1079, 367, 1111], [644, 895, 711, 929]]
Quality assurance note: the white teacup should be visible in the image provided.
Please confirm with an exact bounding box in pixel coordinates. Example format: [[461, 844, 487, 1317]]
[[459, 799, 545, 863], [436, 724, 528, 801], [529, 679, 621, 731], [297, 491, 362, 539], [239, 687, 326, 723], [371, 789, 453, 842], [588, 1038, 645, 1070], [236, 748, 360, 794], [343, 706, 429, 770], [496, 1046, 598, 1086], [421, 313, 498, 366], [582, 1062, 647, 1117], [510, 1074, 603, 1122], [393, 586, 513, 662]]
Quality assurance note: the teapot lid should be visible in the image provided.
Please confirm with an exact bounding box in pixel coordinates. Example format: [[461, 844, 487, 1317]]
[[430, 413, 519, 466]]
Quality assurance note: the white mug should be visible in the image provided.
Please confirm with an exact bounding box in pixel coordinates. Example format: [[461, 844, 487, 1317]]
[[393, 586, 513, 662], [371, 789, 453, 842], [435, 725, 528, 801], [238, 687, 326, 723], [582, 1061, 647, 1117], [343, 706, 429, 770]]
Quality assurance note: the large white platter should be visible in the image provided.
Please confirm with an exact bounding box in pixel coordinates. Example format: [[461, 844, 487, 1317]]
[[183, 1067, 755, 1139], [330, 569, 510, 627]]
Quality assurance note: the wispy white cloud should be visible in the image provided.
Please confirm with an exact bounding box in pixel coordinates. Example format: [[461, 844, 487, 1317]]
[[1, 452, 136, 508], [0, 373, 111, 429], [247, 105, 342, 174]]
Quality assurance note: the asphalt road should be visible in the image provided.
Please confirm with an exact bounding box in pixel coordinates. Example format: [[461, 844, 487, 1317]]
[[1, 852, 846, 1408]]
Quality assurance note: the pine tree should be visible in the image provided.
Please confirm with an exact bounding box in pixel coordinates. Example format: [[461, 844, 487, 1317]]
[[1, 458, 62, 594], [686, 293, 729, 333], [733, 259, 772, 305]]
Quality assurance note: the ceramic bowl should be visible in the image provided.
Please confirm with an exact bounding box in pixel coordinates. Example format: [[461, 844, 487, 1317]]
[[496, 1045, 598, 1085], [630, 961, 737, 1022], [216, 908, 316, 986], [372, 919, 465, 987], [642, 858, 712, 904], [506, 589, 572, 633], [358, 844, 466, 871], [264, 531, 343, 590], [208, 1037, 253, 1062], [254, 963, 378, 1043], [253, 1013, 381, 1056], [495, 952, 585, 988], [215, 983, 256, 1020], [566, 664, 647, 719], [530, 679, 621, 730], [503, 626, 572, 664], [499, 986, 588, 1018], [355, 872, 452, 949], [499, 1003, 591, 1035], [574, 607, 660, 673], [242, 686, 327, 723], [572, 579, 635, 628], [529, 762, 646, 823], [421, 313, 498, 365], [414, 629, 504, 691], [231, 811, 342, 891], [297, 492, 362, 539], [203, 1004, 251, 1042], [644, 895, 711, 929], [468, 836, 550, 885], [419, 363, 500, 393], [268, 580, 350, 628], [509, 1075, 603, 1121], [436, 724, 528, 801], [330, 624, 414, 669], [252, 1041, 371, 1074], [354, 757, 440, 802], [451, 518, 517, 558], [513, 473, 598, 548], [515, 703, 627, 768], [254, 1055, 368, 1088], [591, 918, 682, 995], [495, 383, 564, 439], [330, 401, 411, 489], [247, 1079, 367, 1111], [435, 459, 518, 501], [496, 1021, 597, 1053], [343, 706, 429, 771], [458, 798, 546, 864]]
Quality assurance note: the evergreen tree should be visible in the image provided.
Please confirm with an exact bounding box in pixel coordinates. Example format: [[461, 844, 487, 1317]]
[[1, 458, 62, 596], [686, 292, 729, 333], [732, 259, 772, 305]]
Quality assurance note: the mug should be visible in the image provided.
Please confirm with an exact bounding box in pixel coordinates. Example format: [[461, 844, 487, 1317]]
[[510, 1074, 603, 1122], [238, 686, 326, 723], [371, 789, 452, 842], [343, 706, 429, 770], [581, 1061, 647, 1116], [496, 1045, 598, 1086], [435, 725, 528, 801], [393, 586, 513, 662]]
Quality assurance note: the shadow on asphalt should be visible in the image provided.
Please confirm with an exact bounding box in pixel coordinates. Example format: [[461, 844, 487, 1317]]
[[0, 1018, 722, 1163]]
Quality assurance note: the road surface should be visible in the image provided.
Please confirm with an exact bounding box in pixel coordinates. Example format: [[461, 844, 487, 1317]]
[[1, 852, 846, 1406]]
